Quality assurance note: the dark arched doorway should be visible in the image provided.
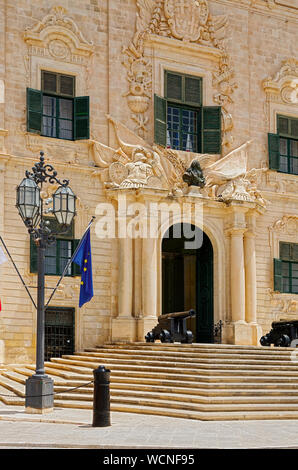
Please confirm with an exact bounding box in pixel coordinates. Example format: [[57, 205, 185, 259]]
[[162, 223, 214, 343]]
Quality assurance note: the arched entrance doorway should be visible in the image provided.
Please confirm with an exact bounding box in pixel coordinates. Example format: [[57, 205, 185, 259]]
[[162, 223, 214, 343]]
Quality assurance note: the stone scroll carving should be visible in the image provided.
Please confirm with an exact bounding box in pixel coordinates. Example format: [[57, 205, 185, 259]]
[[263, 58, 298, 105], [24, 6, 94, 65], [123, 0, 236, 147]]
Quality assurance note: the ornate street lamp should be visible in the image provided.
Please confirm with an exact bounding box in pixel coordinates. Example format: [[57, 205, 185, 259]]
[[16, 151, 76, 413]]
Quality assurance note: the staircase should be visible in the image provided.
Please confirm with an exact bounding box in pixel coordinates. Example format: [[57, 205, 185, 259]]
[[1, 342, 298, 421]]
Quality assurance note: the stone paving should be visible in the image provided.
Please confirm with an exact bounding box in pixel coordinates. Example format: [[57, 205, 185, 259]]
[[0, 402, 298, 449]]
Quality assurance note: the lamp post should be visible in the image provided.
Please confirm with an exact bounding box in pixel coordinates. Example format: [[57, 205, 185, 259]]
[[16, 151, 76, 413]]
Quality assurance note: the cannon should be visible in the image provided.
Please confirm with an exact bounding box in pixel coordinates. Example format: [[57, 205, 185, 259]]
[[260, 320, 298, 348], [145, 309, 196, 344]]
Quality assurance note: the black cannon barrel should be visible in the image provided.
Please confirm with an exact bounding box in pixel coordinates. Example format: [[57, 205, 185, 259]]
[[158, 309, 196, 321]]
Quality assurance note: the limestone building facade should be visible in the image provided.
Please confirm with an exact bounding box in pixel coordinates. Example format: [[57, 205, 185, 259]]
[[0, 0, 297, 364]]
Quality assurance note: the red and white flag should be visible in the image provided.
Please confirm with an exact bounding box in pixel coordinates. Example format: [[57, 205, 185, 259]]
[[0, 245, 7, 311]]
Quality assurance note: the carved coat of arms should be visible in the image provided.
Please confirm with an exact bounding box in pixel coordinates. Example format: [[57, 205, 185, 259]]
[[164, 0, 209, 42]]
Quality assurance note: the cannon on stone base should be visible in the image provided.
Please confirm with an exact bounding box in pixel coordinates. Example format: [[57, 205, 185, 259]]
[[145, 309, 196, 344], [260, 320, 298, 347]]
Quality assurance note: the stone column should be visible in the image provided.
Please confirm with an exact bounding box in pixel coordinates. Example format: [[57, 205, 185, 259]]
[[244, 212, 262, 344], [230, 228, 246, 324], [137, 236, 158, 341], [111, 203, 136, 342], [244, 231, 257, 324], [117, 236, 133, 317]]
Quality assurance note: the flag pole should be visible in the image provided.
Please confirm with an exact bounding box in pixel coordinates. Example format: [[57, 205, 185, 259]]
[[0, 236, 37, 310], [45, 216, 96, 308]]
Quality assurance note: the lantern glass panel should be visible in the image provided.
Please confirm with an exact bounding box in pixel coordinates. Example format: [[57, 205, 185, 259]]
[[16, 178, 41, 226], [53, 186, 76, 226]]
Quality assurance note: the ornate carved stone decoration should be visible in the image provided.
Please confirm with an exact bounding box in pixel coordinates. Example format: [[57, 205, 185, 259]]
[[24, 5, 93, 66], [24, 6, 93, 88], [263, 58, 298, 105], [203, 140, 268, 207], [164, 0, 210, 43], [123, 0, 236, 146], [267, 289, 298, 318], [91, 116, 266, 206]]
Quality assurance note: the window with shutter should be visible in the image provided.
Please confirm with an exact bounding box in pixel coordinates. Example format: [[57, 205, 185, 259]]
[[156, 71, 219, 154], [275, 242, 298, 294], [27, 72, 89, 141], [30, 218, 77, 276], [268, 115, 298, 175]]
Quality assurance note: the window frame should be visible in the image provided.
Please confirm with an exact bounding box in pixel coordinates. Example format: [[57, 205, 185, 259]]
[[274, 242, 298, 294], [44, 238, 78, 277], [166, 101, 201, 152], [30, 218, 80, 277], [156, 71, 221, 154], [165, 71, 202, 153], [269, 114, 298, 175], [42, 93, 74, 141]]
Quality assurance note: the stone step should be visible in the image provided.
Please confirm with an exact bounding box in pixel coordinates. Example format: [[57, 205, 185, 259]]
[[12, 366, 92, 385], [49, 356, 298, 378], [42, 362, 298, 384], [53, 386, 298, 405], [68, 353, 298, 370], [53, 393, 298, 413], [85, 346, 296, 360], [54, 382, 298, 398], [53, 400, 298, 421], [100, 342, 296, 355], [79, 349, 296, 364]]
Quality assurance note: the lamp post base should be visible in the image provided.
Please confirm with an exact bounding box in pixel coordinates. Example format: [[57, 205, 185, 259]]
[[25, 375, 54, 414]]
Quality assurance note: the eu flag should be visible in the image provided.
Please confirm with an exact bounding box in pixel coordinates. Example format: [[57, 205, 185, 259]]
[[73, 228, 94, 307]]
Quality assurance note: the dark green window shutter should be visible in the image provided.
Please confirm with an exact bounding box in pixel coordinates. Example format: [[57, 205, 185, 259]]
[[290, 118, 298, 138], [277, 115, 290, 136], [277, 115, 298, 139], [280, 242, 291, 261], [268, 133, 280, 170], [27, 88, 42, 134], [74, 96, 90, 140], [72, 239, 81, 276], [185, 76, 202, 106], [166, 72, 182, 102], [292, 244, 298, 262], [201, 106, 222, 154], [30, 236, 38, 273], [41, 71, 58, 94], [274, 258, 283, 292], [154, 94, 167, 147]]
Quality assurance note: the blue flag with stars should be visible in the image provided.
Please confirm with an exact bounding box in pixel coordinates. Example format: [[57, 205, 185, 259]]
[[73, 228, 94, 307]]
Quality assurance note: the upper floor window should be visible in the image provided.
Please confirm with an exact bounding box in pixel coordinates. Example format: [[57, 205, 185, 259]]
[[154, 71, 222, 154], [268, 115, 298, 175], [274, 242, 298, 294], [27, 71, 90, 141]]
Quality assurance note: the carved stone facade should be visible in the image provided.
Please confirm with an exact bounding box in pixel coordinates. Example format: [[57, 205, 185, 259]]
[[0, 0, 297, 363], [123, 0, 236, 147]]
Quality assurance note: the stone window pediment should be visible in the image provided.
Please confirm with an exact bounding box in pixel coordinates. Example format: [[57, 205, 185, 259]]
[[24, 6, 93, 66]]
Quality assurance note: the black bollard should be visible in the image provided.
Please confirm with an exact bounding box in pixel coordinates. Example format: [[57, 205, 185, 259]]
[[92, 365, 111, 427]]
